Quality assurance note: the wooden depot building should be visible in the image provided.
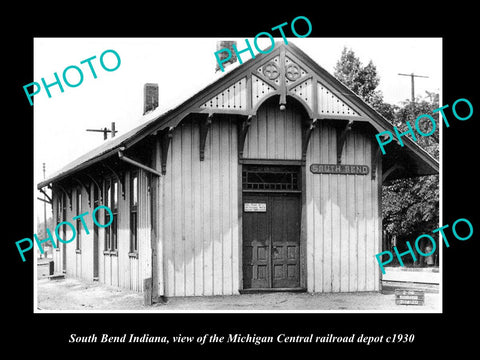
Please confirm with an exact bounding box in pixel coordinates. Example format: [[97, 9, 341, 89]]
[[37, 41, 439, 299]]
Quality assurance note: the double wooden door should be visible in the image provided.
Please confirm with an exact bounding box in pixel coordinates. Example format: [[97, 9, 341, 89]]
[[242, 193, 301, 289]]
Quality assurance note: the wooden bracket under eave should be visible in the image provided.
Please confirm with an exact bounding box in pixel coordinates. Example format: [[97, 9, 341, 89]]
[[55, 183, 72, 210], [38, 187, 52, 204], [85, 173, 103, 205], [336, 120, 354, 164], [161, 127, 174, 175], [102, 163, 125, 199], [238, 115, 253, 159], [302, 118, 318, 161], [73, 177, 92, 206], [199, 114, 213, 161], [371, 143, 382, 181]]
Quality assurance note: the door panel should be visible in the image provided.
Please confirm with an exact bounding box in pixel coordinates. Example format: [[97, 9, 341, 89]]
[[243, 193, 300, 289], [271, 195, 300, 288], [243, 194, 270, 289]]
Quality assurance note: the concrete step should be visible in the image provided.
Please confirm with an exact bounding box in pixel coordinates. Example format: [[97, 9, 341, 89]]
[[381, 280, 439, 294], [49, 273, 65, 280], [382, 267, 440, 284]]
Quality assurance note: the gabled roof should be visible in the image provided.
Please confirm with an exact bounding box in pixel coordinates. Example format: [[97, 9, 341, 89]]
[[38, 41, 438, 189]]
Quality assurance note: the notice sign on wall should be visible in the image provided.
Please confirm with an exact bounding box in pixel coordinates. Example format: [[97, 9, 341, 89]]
[[244, 203, 267, 212], [310, 164, 369, 175]]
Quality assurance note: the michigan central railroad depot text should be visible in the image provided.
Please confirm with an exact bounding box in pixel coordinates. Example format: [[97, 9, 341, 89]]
[[69, 332, 414, 346]]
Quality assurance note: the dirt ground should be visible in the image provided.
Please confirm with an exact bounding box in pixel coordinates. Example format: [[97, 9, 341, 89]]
[[36, 277, 441, 312]]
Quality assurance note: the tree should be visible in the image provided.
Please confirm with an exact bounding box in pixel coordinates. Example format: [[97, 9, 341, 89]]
[[334, 47, 396, 120], [381, 92, 439, 265], [334, 47, 439, 267]]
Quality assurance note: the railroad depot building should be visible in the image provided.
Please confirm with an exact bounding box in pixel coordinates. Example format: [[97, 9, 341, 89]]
[[37, 42, 438, 298]]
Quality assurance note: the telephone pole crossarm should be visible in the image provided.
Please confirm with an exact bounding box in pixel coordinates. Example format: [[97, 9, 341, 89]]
[[398, 72, 429, 103]]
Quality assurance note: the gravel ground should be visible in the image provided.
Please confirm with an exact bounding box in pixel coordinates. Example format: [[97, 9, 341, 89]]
[[36, 277, 441, 312]]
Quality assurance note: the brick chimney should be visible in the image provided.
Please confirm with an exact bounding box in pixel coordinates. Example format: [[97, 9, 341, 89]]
[[215, 40, 237, 72], [144, 83, 159, 114]]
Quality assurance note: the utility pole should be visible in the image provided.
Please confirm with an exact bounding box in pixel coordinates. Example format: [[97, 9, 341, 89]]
[[86, 122, 118, 140], [398, 73, 429, 103]]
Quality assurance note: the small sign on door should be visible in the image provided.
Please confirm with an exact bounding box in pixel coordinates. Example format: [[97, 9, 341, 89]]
[[244, 202, 267, 212]]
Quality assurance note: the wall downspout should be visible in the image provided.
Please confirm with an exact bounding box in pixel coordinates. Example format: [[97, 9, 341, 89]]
[[117, 148, 163, 303]]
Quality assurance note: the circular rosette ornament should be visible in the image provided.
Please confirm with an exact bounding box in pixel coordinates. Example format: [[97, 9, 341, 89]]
[[262, 62, 280, 80], [285, 63, 301, 82]]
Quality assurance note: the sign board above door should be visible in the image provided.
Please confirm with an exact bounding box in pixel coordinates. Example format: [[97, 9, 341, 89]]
[[310, 164, 369, 175], [244, 203, 267, 212]]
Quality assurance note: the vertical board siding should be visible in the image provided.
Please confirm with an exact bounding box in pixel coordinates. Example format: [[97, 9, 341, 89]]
[[52, 169, 153, 293], [52, 196, 62, 274], [163, 116, 239, 297], [138, 170, 152, 291], [244, 98, 303, 160], [306, 122, 380, 292]]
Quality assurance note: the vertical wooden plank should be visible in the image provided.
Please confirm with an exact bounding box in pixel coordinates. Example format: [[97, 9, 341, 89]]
[[193, 118, 204, 296], [212, 121, 223, 295], [119, 174, 126, 290], [163, 132, 174, 296], [143, 171, 152, 292], [172, 127, 184, 296], [131, 173, 137, 291], [258, 104, 267, 159], [365, 138, 375, 291], [183, 122, 195, 296], [221, 120, 232, 294], [371, 144, 380, 291], [348, 132, 358, 292], [322, 124, 332, 293], [339, 132, 349, 292], [305, 130, 313, 292], [155, 137, 165, 297], [98, 200, 104, 284], [295, 110, 303, 160], [356, 133, 366, 291], [65, 196, 73, 276], [202, 122, 213, 296], [314, 127, 324, 293], [311, 126, 321, 292], [285, 106, 293, 160], [330, 126, 340, 293], [375, 143, 383, 291], [240, 78, 246, 110], [244, 113, 253, 158], [275, 105, 283, 159], [268, 104, 276, 159], [230, 118, 240, 294]]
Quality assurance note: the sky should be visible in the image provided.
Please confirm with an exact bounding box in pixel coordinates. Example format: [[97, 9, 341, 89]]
[[33, 37, 442, 224]]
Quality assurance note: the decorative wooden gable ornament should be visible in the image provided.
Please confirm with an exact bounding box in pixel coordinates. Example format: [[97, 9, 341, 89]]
[[197, 43, 366, 122], [194, 42, 371, 168]]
